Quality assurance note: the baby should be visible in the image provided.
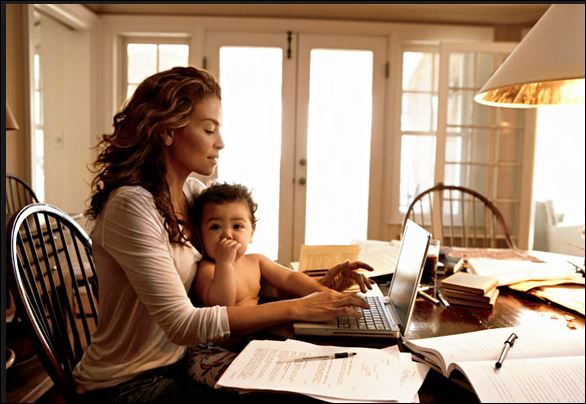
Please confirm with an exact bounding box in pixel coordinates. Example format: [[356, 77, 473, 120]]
[[190, 182, 331, 308]]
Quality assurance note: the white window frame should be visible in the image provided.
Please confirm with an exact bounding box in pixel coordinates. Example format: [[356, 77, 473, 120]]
[[118, 35, 191, 108]]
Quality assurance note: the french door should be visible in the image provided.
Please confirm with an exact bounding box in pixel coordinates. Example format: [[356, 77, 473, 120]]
[[206, 32, 386, 264]]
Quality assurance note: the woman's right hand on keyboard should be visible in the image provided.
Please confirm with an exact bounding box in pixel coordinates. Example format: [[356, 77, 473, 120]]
[[290, 289, 369, 322]]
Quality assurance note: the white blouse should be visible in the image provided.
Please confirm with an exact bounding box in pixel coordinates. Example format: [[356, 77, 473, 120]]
[[73, 177, 230, 393]]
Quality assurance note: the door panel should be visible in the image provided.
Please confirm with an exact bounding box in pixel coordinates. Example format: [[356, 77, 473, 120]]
[[293, 35, 387, 259]]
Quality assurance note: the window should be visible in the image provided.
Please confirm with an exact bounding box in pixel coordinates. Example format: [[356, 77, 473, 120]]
[[124, 39, 189, 101], [534, 105, 585, 225], [399, 48, 439, 213], [397, 42, 529, 246]]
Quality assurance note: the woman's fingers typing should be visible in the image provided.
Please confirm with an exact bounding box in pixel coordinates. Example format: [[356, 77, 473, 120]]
[[294, 290, 369, 322], [320, 259, 375, 292]]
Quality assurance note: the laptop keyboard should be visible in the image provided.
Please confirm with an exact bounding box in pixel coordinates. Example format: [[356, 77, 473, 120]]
[[337, 296, 392, 331]]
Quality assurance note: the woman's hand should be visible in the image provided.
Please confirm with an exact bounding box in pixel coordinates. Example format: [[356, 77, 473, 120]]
[[290, 289, 369, 322], [320, 260, 375, 292]]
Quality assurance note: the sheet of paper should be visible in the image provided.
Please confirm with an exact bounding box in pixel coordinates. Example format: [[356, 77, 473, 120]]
[[354, 239, 402, 277], [305, 348, 429, 403], [531, 284, 585, 315], [216, 339, 400, 401], [466, 257, 577, 286], [508, 277, 585, 292]]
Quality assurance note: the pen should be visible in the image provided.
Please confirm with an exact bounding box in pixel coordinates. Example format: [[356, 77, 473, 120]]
[[418, 290, 440, 305], [277, 352, 357, 363], [495, 333, 518, 369], [436, 290, 450, 309]]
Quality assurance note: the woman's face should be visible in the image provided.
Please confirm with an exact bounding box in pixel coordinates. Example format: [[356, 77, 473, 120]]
[[164, 96, 224, 177]]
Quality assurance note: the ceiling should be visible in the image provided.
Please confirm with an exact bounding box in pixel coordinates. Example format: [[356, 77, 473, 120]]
[[83, 4, 550, 26]]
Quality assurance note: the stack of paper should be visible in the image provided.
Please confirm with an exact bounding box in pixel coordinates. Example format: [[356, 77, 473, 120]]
[[215, 339, 429, 402]]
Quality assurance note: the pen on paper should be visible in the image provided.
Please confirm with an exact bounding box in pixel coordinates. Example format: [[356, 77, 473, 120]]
[[436, 290, 450, 309], [495, 332, 518, 369], [277, 352, 357, 363], [418, 290, 439, 305]]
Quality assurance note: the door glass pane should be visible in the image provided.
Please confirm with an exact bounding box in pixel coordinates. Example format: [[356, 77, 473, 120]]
[[305, 49, 373, 245], [127, 44, 157, 83], [216, 47, 283, 259], [400, 135, 436, 213]]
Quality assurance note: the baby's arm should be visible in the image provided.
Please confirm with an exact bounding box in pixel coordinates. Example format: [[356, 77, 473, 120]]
[[195, 238, 240, 306], [256, 254, 328, 297]]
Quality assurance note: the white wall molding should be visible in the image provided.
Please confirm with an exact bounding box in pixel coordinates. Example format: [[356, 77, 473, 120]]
[[34, 4, 97, 31]]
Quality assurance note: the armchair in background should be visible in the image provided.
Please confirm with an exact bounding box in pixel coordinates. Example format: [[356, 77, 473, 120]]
[[533, 200, 584, 255]]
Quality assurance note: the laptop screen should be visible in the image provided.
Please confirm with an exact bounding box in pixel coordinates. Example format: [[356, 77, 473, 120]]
[[387, 219, 430, 336]]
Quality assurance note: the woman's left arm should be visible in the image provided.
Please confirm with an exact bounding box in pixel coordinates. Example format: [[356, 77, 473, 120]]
[[257, 255, 374, 296], [256, 255, 328, 297]]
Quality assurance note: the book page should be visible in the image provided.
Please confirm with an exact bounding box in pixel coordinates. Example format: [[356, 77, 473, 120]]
[[216, 339, 400, 401], [404, 327, 585, 375], [452, 356, 585, 403]]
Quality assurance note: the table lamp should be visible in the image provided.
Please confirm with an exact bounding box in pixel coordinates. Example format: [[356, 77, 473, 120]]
[[474, 4, 585, 108]]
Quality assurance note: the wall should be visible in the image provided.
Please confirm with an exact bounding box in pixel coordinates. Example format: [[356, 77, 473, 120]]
[[6, 4, 28, 181]]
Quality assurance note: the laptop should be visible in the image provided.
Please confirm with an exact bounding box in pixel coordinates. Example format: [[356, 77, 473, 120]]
[[293, 219, 431, 339]]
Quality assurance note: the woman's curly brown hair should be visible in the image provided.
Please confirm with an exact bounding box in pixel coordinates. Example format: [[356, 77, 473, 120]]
[[86, 66, 221, 244]]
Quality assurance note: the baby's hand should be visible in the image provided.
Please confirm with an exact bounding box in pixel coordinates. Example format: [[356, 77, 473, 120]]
[[215, 238, 241, 265]]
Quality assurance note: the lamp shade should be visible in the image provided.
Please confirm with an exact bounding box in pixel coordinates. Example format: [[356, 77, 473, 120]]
[[475, 4, 585, 108], [6, 104, 20, 131]]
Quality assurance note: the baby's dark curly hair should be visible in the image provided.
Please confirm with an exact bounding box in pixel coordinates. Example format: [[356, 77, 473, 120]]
[[189, 182, 258, 255]]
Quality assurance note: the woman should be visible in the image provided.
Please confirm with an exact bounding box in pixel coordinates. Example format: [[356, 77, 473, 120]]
[[73, 66, 373, 402]]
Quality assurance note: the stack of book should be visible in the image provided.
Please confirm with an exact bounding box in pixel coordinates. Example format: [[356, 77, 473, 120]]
[[440, 272, 499, 309]]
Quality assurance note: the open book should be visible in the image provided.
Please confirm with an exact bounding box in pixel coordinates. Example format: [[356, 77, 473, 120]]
[[403, 327, 585, 403]]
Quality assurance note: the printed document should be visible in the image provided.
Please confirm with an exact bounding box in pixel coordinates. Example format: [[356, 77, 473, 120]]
[[216, 339, 401, 401]]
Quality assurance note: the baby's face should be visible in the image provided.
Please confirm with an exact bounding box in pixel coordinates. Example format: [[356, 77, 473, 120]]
[[200, 201, 254, 260]]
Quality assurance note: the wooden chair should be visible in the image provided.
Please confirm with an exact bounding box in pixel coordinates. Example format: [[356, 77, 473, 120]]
[[6, 174, 40, 220], [7, 203, 99, 403], [402, 183, 516, 249]]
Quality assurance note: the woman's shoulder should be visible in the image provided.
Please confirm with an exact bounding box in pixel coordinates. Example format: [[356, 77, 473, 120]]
[[110, 185, 155, 204], [105, 185, 158, 217]]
